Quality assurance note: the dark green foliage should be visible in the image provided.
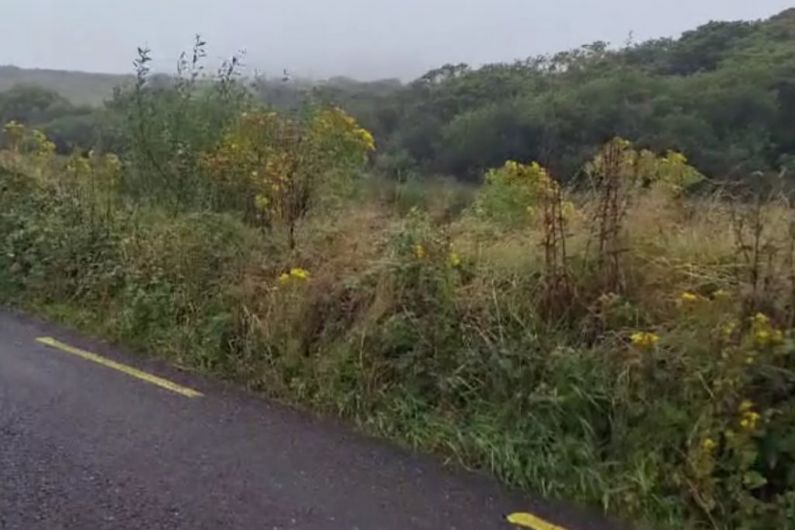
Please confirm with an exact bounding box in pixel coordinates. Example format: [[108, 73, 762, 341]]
[[0, 84, 110, 152], [0, 164, 256, 369], [308, 9, 795, 183], [112, 42, 252, 210], [0, 84, 73, 124]]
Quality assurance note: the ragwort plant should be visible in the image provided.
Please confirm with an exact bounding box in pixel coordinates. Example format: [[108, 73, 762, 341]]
[[201, 107, 374, 248]]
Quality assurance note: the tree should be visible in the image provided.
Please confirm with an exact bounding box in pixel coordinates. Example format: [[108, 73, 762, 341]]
[[0, 85, 73, 125]]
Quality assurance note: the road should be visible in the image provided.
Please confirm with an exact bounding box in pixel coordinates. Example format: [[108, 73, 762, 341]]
[[0, 310, 626, 530]]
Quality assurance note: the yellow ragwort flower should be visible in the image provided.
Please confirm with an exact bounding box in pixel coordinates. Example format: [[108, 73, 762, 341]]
[[630, 331, 660, 350], [277, 273, 290, 285], [738, 401, 762, 432], [750, 312, 784, 347], [713, 289, 730, 301], [753, 313, 770, 326], [679, 291, 701, 304], [721, 321, 737, 338], [255, 194, 270, 211], [701, 438, 717, 452], [413, 244, 426, 260], [740, 411, 762, 432], [289, 268, 310, 281], [448, 252, 462, 268], [358, 128, 376, 151]]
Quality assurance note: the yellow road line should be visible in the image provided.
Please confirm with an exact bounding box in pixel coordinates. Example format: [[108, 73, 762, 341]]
[[507, 512, 568, 530], [35, 337, 203, 398]]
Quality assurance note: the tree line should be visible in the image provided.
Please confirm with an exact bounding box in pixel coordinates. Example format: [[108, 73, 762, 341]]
[[312, 8, 795, 184], [2, 8, 794, 185]]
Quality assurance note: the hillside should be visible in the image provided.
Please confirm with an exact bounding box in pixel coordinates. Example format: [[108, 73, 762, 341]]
[[0, 65, 129, 106]]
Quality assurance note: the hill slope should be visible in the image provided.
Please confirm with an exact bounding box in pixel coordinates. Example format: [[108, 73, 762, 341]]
[[0, 66, 130, 106]]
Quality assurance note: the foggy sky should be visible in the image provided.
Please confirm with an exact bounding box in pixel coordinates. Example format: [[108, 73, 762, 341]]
[[1, 0, 792, 80]]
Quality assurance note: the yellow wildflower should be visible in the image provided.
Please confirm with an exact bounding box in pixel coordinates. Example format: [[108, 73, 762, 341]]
[[561, 201, 579, 221], [713, 289, 730, 301], [277, 273, 290, 285], [255, 194, 270, 211], [630, 331, 660, 350], [679, 292, 700, 304], [701, 438, 717, 452], [413, 244, 426, 260], [740, 411, 761, 431], [289, 268, 310, 281], [751, 312, 784, 347], [357, 128, 376, 151], [753, 313, 770, 326], [448, 252, 462, 268], [738, 401, 762, 431], [720, 321, 737, 338]]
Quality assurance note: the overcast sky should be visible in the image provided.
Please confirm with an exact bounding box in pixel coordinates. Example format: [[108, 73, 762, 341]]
[[0, 0, 792, 80]]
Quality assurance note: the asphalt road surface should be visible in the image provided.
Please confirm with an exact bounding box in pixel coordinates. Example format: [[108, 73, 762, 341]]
[[0, 310, 628, 530]]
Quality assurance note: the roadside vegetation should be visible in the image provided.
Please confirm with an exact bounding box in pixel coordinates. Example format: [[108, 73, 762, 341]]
[[2, 9, 795, 530]]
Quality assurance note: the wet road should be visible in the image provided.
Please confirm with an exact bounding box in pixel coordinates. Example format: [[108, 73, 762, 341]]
[[0, 310, 626, 530]]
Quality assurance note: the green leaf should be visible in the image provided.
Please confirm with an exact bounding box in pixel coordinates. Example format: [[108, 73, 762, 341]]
[[743, 471, 768, 490]]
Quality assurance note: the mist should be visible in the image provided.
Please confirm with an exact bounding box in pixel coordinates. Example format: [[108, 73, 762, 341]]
[[1, 0, 793, 80]]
